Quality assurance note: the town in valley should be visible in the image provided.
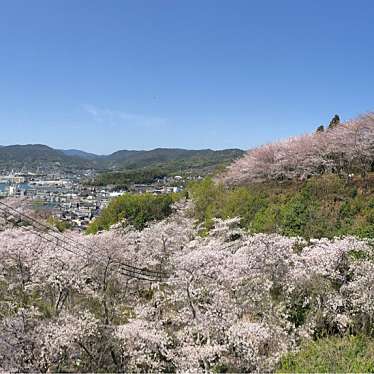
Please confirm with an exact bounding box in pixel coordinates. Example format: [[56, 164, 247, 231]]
[[0, 168, 186, 230]]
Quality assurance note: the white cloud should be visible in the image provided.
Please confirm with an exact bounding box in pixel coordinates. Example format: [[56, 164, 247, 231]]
[[82, 104, 167, 128]]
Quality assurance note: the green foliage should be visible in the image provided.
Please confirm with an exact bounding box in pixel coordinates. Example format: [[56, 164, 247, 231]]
[[278, 335, 374, 373], [0, 145, 244, 172], [188, 178, 269, 233], [280, 188, 316, 237], [316, 124, 324, 133], [88, 149, 245, 187], [46, 216, 72, 232], [348, 248, 374, 262], [90, 168, 167, 188], [251, 205, 279, 233], [188, 178, 225, 229], [86, 193, 177, 233], [188, 174, 374, 239], [328, 113, 341, 129], [102, 148, 244, 173], [31, 199, 45, 209]]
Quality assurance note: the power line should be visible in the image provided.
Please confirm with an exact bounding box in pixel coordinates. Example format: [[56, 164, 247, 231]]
[[0, 200, 166, 278], [0, 210, 163, 282], [0, 200, 167, 278], [0, 201, 167, 282]]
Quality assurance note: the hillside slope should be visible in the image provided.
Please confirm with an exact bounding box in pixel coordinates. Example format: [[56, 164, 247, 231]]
[[98, 148, 244, 170], [0, 144, 91, 170], [60, 149, 101, 160], [0, 144, 244, 174], [222, 113, 374, 185]]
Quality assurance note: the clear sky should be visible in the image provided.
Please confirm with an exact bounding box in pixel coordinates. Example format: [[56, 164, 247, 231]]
[[1, 0, 373, 154]]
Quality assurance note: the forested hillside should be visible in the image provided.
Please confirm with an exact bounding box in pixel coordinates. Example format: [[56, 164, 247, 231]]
[[0, 144, 91, 170], [222, 113, 374, 185], [90, 148, 244, 186], [0, 144, 243, 175], [188, 174, 374, 239], [100, 148, 244, 170]]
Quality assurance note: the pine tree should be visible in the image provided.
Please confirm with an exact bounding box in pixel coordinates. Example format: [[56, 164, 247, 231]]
[[328, 114, 340, 129]]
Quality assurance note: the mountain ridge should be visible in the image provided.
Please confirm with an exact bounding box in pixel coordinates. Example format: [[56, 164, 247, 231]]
[[0, 144, 244, 173]]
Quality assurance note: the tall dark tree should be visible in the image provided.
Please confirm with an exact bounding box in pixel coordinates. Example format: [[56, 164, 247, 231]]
[[328, 114, 340, 129]]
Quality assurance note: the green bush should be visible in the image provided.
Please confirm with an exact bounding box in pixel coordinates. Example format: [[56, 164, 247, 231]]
[[86, 193, 178, 233], [251, 206, 279, 233], [187, 178, 226, 231], [187, 174, 374, 239], [278, 335, 374, 373], [280, 188, 316, 237], [188, 178, 269, 232], [47, 216, 72, 232]]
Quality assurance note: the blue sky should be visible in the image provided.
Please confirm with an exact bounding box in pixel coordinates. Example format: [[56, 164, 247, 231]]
[[0, 0, 373, 154]]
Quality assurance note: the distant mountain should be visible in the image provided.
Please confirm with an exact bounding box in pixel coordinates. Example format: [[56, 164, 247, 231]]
[[0, 144, 245, 174], [0, 144, 91, 171], [60, 149, 100, 160], [102, 148, 244, 170], [0, 144, 65, 163]]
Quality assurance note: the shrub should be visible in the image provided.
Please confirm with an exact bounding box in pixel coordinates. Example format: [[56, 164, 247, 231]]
[[278, 335, 374, 373], [86, 193, 177, 233], [46, 216, 72, 232], [188, 174, 374, 239]]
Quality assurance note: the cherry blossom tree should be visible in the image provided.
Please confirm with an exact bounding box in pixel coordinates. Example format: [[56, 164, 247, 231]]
[[221, 113, 374, 185], [1, 203, 374, 372]]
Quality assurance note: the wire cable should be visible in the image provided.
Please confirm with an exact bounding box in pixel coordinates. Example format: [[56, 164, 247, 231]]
[[0, 200, 166, 278], [0, 200, 167, 277], [0, 203, 166, 282]]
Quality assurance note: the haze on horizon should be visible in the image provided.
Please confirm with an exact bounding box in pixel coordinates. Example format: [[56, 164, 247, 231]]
[[0, 0, 373, 154]]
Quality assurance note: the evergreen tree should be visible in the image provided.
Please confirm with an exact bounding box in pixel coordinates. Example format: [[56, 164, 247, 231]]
[[328, 114, 340, 129]]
